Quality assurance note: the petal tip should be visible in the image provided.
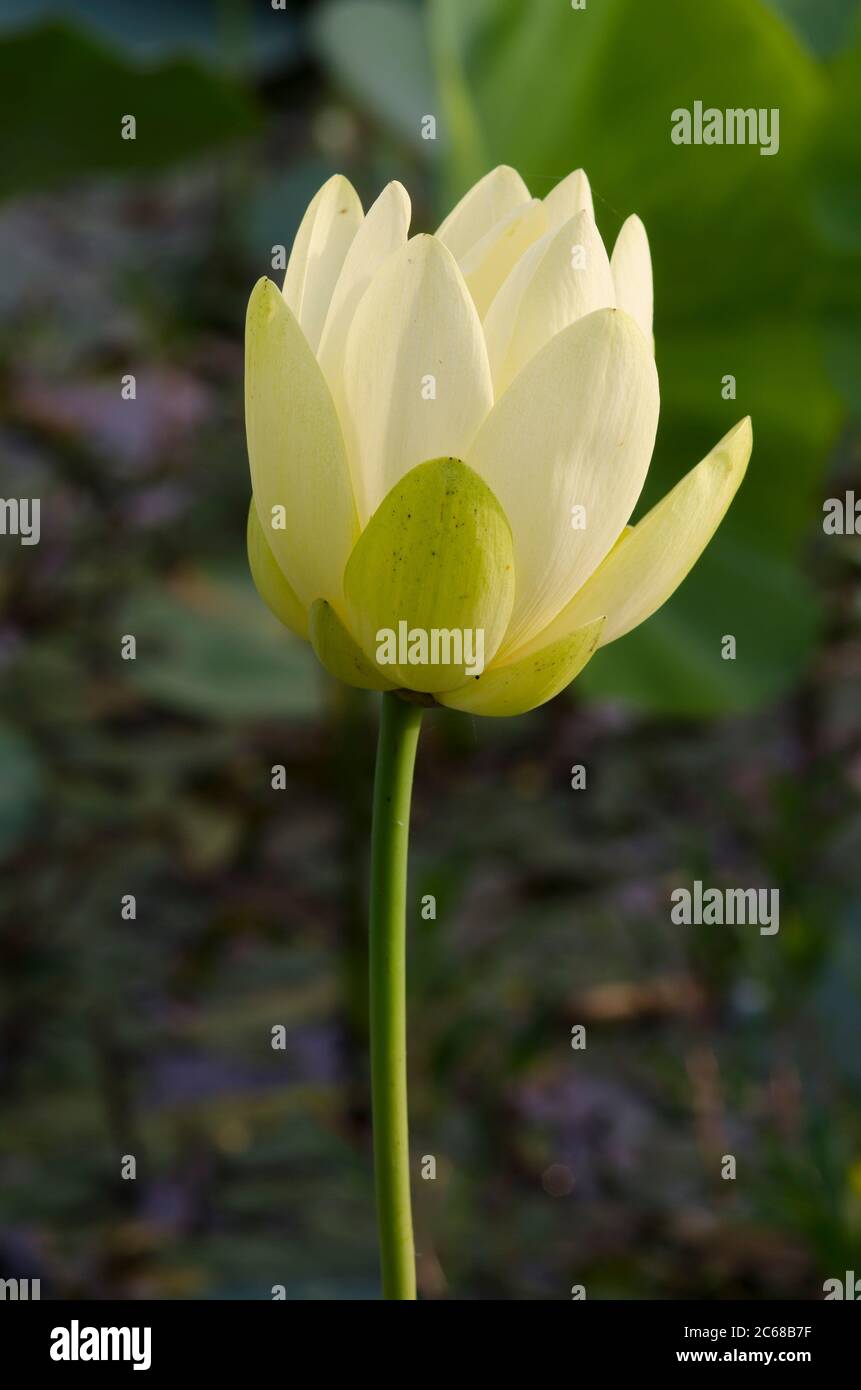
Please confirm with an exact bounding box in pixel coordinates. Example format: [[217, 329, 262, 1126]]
[[723, 415, 754, 461], [321, 171, 359, 201], [401, 231, 441, 263], [248, 275, 283, 323], [249, 274, 277, 301], [605, 303, 656, 353], [388, 178, 411, 201]]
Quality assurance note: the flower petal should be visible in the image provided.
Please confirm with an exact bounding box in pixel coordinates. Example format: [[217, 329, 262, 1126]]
[[245, 277, 359, 609], [517, 418, 752, 652], [436, 165, 531, 260], [466, 307, 660, 654], [309, 599, 396, 690], [485, 208, 616, 396], [439, 618, 604, 717], [247, 500, 308, 639], [343, 457, 515, 693], [480, 231, 552, 382], [459, 199, 548, 318], [543, 168, 594, 228], [282, 174, 363, 353], [341, 235, 493, 522], [317, 180, 411, 394], [610, 214, 653, 344]]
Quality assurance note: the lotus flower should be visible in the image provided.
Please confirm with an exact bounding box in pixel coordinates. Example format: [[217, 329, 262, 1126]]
[[246, 165, 751, 716], [244, 166, 754, 1299]]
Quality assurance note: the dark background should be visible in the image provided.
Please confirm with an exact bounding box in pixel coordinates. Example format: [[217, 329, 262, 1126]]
[[0, 0, 859, 1298]]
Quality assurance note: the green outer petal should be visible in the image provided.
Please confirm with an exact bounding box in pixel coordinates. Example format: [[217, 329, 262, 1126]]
[[247, 500, 308, 639], [344, 456, 515, 694], [438, 617, 604, 717], [309, 599, 396, 691]]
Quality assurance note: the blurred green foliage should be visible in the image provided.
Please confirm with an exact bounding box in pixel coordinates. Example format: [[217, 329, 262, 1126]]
[[312, 0, 438, 152], [120, 569, 322, 722], [0, 0, 300, 71], [0, 21, 257, 199]]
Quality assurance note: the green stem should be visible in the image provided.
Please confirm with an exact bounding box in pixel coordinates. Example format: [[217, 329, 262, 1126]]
[[369, 691, 423, 1300]]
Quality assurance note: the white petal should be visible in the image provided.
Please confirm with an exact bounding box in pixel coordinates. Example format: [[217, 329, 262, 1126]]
[[341, 235, 493, 522], [459, 199, 548, 319], [282, 174, 363, 353], [466, 307, 660, 653], [481, 229, 553, 384], [611, 214, 653, 344], [543, 168, 594, 228], [245, 278, 358, 609], [317, 180, 411, 393], [484, 209, 616, 396], [436, 165, 531, 261], [518, 418, 752, 653]]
